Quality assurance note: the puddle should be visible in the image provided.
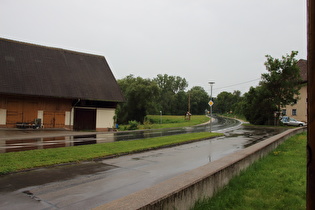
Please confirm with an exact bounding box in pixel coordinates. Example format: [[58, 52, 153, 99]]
[[0, 116, 239, 153], [0, 161, 117, 192]]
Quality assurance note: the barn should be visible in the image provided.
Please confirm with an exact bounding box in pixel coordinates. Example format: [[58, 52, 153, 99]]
[[0, 38, 124, 131]]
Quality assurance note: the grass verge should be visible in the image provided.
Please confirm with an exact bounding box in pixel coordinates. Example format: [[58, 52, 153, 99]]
[[119, 115, 210, 130], [0, 132, 222, 175], [193, 132, 306, 210]]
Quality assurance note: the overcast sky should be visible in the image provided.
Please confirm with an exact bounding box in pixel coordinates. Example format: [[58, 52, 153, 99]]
[[0, 0, 307, 97]]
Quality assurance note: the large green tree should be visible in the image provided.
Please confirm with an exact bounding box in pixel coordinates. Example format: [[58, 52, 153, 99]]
[[241, 51, 302, 125], [187, 86, 209, 115], [116, 75, 159, 124], [153, 74, 188, 115], [260, 51, 302, 123], [154, 74, 188, 93], [173, 90, 188, 115], [242, 86, 277, 125], [215, 90, 242, 114]]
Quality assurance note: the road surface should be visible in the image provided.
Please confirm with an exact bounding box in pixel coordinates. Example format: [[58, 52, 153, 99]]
[[0, 123, 285, 210]]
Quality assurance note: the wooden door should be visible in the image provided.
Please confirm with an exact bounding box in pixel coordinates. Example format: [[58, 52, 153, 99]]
[[43, 111, 65, 128], [22, 101, 37, 123], [6, 100, 23, 127], [73, 108, 96, 131]]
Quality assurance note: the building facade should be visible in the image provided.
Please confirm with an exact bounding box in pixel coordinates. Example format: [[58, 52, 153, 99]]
[[0, 38, 124, 131], [282, 59, 308, 122]]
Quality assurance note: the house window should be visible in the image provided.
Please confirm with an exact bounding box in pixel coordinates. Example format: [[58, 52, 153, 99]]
[[282, 109, 287, 116], [292, 109, 297, 116]]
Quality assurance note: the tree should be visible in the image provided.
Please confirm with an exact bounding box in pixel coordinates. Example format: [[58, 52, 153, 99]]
[[215, 90, 242, 114], [173, 90, 188, 115], [154, 74, 188, 93], [242, 86, 277, 125], [260, 51, 302, 124], [241, 51, 302, 125], [116, 75, 159, 124], [187, 86, 209, 115], [153, 74, 188, 114]]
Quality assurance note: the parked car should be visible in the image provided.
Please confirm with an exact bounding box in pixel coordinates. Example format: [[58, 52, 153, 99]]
[[281, 117, 306, 127]]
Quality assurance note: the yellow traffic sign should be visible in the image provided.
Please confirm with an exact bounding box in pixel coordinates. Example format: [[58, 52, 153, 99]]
[[208, 100, 214, 106]]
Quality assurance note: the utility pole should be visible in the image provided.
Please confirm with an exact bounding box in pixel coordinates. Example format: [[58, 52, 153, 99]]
[[188, 93, 191, 113], [307, 0, 315, 209], [209, 82, 215, 132], [160, 111, 162, 124]]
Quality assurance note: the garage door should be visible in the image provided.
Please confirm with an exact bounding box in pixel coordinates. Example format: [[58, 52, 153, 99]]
[[73, 108, 96, 131]]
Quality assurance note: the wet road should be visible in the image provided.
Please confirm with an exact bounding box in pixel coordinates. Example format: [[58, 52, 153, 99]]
[[0, 116, 240, 153], [0, 124, 286, 210]]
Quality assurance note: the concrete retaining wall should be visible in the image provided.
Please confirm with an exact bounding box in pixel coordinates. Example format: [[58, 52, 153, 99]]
[[94, 127, 306, 210]]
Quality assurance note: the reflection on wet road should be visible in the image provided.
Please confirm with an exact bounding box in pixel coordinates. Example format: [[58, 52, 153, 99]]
[[0, 116, 241, 153], [0, 125, 286, 209]]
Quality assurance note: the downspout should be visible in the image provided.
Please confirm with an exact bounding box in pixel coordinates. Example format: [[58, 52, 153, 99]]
[[71, 99, 81, 130]]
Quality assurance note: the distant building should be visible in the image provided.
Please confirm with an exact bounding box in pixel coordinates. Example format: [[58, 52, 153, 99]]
[[282, 59, 307, 122], [0, 38, 124, 131]]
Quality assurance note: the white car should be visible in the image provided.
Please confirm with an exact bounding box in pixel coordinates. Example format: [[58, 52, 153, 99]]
[[281, 117, 306, 127]]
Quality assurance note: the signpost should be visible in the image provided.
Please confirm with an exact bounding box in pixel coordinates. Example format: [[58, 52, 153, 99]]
[[208, 82, 215, 132]]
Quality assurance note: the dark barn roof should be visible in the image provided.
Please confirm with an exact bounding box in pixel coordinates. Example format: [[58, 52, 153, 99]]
[[0, 38, 124, 102]]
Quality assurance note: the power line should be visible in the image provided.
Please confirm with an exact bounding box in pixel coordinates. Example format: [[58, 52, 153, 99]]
[[214, 78, 260, 91]]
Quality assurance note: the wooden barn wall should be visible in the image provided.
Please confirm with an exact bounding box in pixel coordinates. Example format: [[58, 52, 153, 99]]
[[0, 95, 72, 128]]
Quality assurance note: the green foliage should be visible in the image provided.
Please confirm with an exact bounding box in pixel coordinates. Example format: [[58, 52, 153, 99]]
[[193, 132, 306, 210], [116, 75, 159, 124], [188, 86, 209, 115], [243, 86, 277, 125], [154, 74, 188, 94], [173, 90, 189, 115], [142, 115, 210, 129], [127, 120, 139, 130], [153, 74, 189, 115], [220, 113, 247, 122], [115, 51, 301, 126], [214, 90, 242, 114], [116, 115, 210, 130], [0, 132, 223, 174], [143, 118, 153, 129], [261, 51, 302, 118], [241, 51, 302, 125], [116, 74, 204, 124]]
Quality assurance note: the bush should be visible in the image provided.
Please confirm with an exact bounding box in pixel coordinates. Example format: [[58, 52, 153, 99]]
[[143, 118, 153, 129], [127, 120, 139, 130]]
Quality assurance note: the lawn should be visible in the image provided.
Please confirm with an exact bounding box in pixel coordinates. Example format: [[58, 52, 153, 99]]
[[118, 115, 210, 130], [0, 132, 223, 175], [193, 132, 306, 210]]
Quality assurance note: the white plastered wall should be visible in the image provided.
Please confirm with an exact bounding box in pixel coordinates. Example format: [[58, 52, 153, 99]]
[[0, 109, 6, 125], [96, 108, 115, 129], [37, 110, 44, 127], [65, 111, 71, 126]]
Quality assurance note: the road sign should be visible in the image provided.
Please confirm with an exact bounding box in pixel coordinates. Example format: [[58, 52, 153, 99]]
[[208, 100, 214, 106]]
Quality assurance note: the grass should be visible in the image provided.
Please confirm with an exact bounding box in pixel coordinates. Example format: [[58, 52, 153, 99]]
[[193, 132, 306, 210], [0, 132, 223, 175], [118, 115, 210, 130], [220, 113, 247, 122]]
